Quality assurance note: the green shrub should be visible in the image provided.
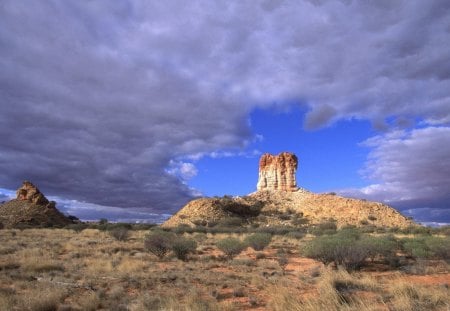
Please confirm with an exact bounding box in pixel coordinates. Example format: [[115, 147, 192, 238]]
[[309, 221, 337, 236], [401, 237, 431, 259], [286, 231, 305, 240], [427, 236, 450, 260], [302, 229, 371, 271], [362, 235, 399, 262], [402, 236, 450, 260], [434, 225, 450, 236], [290, 217, 309, 226], [109, 227, 130, 241], [144, 230, 175, 259], [360, 225, 377, 233], [402, 225, 431, 235], [254, 226, 290, 235], [279, 214, 291, 220], [216, 237, 246, 259], [65, 223, 88, 232], [192, 219, 207, 227], [217, 217, 244, 227], [244, 233, 272, 251], [173, 224, 194, 234], [171, 236, 197, 261]]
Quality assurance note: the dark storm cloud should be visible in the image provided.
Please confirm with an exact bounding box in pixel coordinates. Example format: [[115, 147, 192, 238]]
[[1, 1, 449, 214]]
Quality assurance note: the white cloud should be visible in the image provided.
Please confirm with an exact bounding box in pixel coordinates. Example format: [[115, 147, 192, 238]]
[[166, 161, 198, 180], [339, 126, 450, 222]]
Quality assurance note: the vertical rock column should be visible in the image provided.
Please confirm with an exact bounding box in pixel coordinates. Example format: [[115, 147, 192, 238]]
[[257, 152, 298, 191]]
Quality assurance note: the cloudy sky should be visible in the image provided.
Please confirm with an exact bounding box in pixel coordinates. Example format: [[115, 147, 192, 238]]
[[1, 1, 449, 224]]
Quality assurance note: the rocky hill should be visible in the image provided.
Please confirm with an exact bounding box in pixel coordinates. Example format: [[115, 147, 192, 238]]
[[162, 152, 415, 229], [0, 181, 77, 228]]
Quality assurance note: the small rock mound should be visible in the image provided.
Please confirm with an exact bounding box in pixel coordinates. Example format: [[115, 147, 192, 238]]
[[161, 196, 263, 228], [0, 181, 77, 229]]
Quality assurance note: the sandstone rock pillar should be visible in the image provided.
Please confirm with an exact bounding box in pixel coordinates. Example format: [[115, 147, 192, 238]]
[[257, 152, 298, 191]]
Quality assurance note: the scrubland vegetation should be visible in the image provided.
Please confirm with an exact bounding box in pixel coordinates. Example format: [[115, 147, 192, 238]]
[[0, 223, 449, 310]]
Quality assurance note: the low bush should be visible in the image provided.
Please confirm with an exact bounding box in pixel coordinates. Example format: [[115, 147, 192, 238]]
[[309, 221, 337, 236], [402, 225, 431, 235], [303, 229, 373, 271], [360, 224, 377, 233], [65, 223, 88, 232], [216, 237, 246, 259], [109, 227, 130, 241], [217, 217, 244, 227], [172, 224, 194, 234], [244, 233, 272, 251], [277, 255, 288, 275], [361, 235, 399, 262], [433, 225, 450, 236], [254, 226, 290, 235], [427, 236, 450, 260], [401, 236, 450, 260], [171, 236, 197, 261], [290, 217, 309, 226], [285, 231, 305, 240], [402, 237, 430, 259], [144, 230, 175, 259]]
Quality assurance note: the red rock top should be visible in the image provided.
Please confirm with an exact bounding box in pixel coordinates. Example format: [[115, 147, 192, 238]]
[[257, 152, 298, 191], [16, 181, 50, 205]]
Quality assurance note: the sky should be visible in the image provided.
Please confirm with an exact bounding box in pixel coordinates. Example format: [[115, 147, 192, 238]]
[[0, 1, 449, 225]]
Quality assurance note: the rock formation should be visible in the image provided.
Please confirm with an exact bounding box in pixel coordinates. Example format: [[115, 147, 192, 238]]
[[0, 181, 77, 228], [257, 152, 298, 191], [162, 151, 417, 229], [16, 181, 50, 205]]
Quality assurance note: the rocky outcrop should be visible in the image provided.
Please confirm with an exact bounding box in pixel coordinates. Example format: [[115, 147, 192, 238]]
[[162, 190, 416, 229], [257, 152, 298, 191], [161, 196, 263, 228], [163, 151, 416, 229], [0, 181, 77, 228], [16, 181, 50, 205]]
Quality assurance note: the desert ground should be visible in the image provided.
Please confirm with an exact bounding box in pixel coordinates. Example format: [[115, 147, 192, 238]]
[[0, 225, 449, 311]]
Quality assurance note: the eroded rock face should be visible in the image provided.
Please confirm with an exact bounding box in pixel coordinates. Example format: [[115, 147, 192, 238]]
[[16, 181, 49, 205], [257, 152, 298, 191]]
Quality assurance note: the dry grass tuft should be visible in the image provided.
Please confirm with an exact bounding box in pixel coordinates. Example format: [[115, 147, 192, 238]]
[[19, 248, 64, 273], [387, 281, 450, 311], [76, 292, 101, 311], [116, 257, 149, 274], [268, 267, 383, 311], [18, 284, 67, 311], [84, 257, 114, 275], [0, 228, 448, 310]]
